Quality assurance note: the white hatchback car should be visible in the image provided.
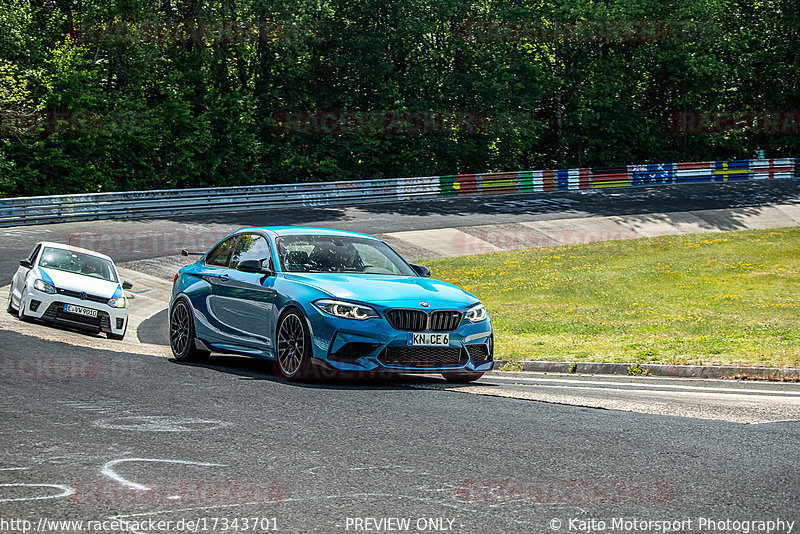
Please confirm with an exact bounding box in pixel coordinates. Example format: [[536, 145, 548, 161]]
[[7, 242, 133, 340]]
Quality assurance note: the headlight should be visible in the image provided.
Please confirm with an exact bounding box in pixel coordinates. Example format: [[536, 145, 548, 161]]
[[465, 303, 488, 323], [107, 296, 127, 308], [314, 299, 378, 320], [33, 279, 56, 294]]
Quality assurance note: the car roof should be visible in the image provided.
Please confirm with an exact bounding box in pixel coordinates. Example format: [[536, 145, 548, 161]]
[[37, 241, 115, 262], [235, 226, 380, 240]]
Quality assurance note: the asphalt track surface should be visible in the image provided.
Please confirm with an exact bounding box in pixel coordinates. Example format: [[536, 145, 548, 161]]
[[1, 180, 800, 532]]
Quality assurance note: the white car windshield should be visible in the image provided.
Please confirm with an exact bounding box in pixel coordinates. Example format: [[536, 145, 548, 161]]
[[276, 235, 416, 276], [38, 247, 118, 283]]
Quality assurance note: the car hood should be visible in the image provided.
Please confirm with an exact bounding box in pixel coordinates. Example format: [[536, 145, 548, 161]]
[[38, 267, 122, 298], [281, 273, 479, 308]]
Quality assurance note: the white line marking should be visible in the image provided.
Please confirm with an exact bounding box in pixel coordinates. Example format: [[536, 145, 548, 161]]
[[0, 467, 29, 471], [100, 458, 225, 492], [0, 483, 75, 503], [484, 375, 800, 397]]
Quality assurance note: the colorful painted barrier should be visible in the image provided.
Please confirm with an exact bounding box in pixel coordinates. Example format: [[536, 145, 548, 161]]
[[0, 158, 795, 227]]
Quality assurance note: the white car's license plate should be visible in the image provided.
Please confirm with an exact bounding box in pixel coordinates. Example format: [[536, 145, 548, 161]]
[[64, 304, 98, 318], [407, 333, 450, 346]]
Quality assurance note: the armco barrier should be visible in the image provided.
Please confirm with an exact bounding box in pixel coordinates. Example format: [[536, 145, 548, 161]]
[[0, 158, 795, 227]]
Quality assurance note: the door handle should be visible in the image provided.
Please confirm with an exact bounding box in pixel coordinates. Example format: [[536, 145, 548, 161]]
[[218, 274, 229, 282]]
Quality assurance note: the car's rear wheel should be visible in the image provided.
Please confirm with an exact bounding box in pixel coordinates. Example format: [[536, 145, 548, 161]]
[[170, 298, 209, 362], [443, 372, 484, 383], [276, 309, 312, 380]]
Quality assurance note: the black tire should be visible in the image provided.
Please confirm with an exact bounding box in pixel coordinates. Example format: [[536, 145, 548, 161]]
[[275, 309, 313, 380], [169, 298, 209, 362], [107, 332, 125, 341], [6, 290, 14, 314], [443, 372, 485, 383]]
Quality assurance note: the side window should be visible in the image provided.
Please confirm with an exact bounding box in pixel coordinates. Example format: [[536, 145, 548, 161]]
[[230, 234, 272, 270], [205, 236, 237, 268], [28, 244, 41, 265]]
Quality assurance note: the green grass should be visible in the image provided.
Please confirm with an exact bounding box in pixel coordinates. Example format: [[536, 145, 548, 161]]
[[427, 228, 800, 367]]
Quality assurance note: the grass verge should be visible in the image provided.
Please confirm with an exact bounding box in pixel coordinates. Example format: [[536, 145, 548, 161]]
[[427, 227, 800, 367]]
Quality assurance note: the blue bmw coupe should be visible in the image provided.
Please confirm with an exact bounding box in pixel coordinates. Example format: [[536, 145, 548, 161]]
[[169, 227, 493, 381]]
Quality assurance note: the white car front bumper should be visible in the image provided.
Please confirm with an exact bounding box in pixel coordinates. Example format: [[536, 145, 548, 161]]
[[21, 287, 128, 336]]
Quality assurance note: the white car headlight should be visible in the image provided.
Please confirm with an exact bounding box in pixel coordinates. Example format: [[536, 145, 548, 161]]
[[107, 296, 127, 308], [314, 299, 378, 320], [33, 279, 56, 294], [465, 303, 488, 323]]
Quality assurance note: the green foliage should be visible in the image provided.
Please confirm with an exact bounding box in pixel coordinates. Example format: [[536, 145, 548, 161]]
[[427, 228, 800, 367], [0, 0, 798, 196], [627, 363, 652, 376]]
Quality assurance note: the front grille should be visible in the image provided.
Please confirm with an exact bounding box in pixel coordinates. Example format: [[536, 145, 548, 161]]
[[467, 344, 491, 361], [56, 288, 108, 304], [379, 347, 467, 368], [43, 302, 110, 332], [385, 310, 427, 331], [430, 311, 462, 332], [385, 309, 463, 332]]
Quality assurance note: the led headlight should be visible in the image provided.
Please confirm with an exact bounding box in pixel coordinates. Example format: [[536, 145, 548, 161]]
[[108, 296, 127, 308], [33, 279, 56, 294], [314, 299, 378, 320], [465, 303, 488, 323]]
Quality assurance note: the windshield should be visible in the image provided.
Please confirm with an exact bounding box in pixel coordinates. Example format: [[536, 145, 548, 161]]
[[276, 235, 416, 276], [38, 247, 118, 283]]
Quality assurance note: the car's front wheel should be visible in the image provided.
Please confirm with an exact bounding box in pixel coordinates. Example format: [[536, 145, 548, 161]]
[[6, 289, 15, 314], [17, 288, 31, 322], [170, 298, 209, 362], [443, 372, 484, 383], [276, 309, 312, 380]]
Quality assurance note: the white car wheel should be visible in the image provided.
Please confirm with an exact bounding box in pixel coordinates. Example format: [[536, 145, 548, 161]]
[[6, 289, 14, 314], [17, 288, 30, 321]]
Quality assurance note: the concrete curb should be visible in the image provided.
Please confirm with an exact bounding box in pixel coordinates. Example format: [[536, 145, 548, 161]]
[[492, 360, 800, 380]]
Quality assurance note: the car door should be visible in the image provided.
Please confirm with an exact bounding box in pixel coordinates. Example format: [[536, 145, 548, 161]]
[[207, 233, 278, 351], [184, 235, 238, 344]]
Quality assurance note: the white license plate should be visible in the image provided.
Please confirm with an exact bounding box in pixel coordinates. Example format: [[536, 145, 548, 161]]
[[407, 333, 450, 346], [64, 304, 98, 318]]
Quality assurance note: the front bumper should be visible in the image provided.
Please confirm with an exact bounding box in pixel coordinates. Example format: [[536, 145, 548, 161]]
[[22, 290, 128, 335], [305, 306, 494, 374]]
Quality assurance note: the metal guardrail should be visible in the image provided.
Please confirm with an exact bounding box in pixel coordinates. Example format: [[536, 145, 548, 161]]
[[0, 158, 795, 227]]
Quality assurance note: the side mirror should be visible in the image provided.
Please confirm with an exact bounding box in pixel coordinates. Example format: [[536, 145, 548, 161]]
[[181, 249, 204, 256], [122, 281, 133, 290], [237, 258, 274, 276], [410, 263, 431, 278], [19, 259, 32, 269]]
